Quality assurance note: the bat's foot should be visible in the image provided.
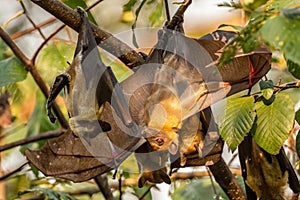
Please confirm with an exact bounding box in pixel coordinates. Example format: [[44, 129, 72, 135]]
[[138, 168, 171, 188]]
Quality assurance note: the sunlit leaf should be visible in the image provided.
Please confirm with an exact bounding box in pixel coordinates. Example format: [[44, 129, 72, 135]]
[[259, 80, 274, 100], [261, 12, 300, 65], [0, 57, 27, 87], [254, 92, 295, 154], [220, 96, 256, 150], [36, 41, 75, 83]]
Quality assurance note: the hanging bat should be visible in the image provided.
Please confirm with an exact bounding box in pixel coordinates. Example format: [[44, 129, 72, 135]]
[[46, 7, 135, 140], [27, 4, 272, 187], [45, 7, 144, 168]]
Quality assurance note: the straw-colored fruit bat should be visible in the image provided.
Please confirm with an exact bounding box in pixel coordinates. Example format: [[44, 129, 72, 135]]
[[41, 4, 272, 187]]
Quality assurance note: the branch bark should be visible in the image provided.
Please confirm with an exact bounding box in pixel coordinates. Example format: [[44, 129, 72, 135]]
[[30, 0, 145, 68], [209, 158, 246, 199], [0, 129, 66, 152]]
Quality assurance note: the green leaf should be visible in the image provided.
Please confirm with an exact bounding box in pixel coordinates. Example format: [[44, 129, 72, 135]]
[[259, 80, 274, 90], [287, 59, 300, 79], [259, 80, 274, 100], [220, 96, 256, 150], [0, 57, 27, 87], [149, 1, 164, 27], [63, 0, 97, 25], [37, 41, 75, 83], [123, 0, 138, 11], [261, 12, 300, 65], [261, 88, 274, 100], [254, 92, 295, 154]]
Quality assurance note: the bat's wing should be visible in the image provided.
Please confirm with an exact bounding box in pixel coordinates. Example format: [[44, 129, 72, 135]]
[[25, 102, 143, 182], [198, 30, 272, 96]]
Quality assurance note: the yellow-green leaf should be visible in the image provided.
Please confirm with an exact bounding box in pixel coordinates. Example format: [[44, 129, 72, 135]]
[[254, 92, 295, 154], [0, 57, 27, 87], [220, 96, 256, 150]]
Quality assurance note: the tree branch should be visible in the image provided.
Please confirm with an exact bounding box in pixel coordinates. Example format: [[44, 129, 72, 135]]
[[30, 0, 145, 68], [209, 158, 246, 199], [0, 129, 66, 152], [0, 27, 69, 128], [94, 174, 114, 200]]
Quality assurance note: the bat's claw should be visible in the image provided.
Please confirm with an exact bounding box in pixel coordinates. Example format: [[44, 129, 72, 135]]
[[138, 168, 171, 188]]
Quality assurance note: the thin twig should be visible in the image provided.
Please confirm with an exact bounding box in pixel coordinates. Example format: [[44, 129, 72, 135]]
[[32, 24, 65, 65], [20, 1, 46, 40], [94, 174, 114, 200], [118, 171, 123, 200], [86, 0, 104, 12], [139, 185, 153, 200], [0, 162, 28, 181], [30, 0, 145, 68], [164, 0, 171, 22], [0, 129, 66, 152], [11, 18, 57, 40], [32, 0, 104, 65]]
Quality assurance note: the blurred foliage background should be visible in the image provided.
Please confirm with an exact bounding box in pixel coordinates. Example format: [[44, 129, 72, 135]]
[[0, 0, 300, 199]]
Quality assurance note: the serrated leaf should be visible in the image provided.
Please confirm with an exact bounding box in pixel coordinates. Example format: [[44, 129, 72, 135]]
[[220, 96, 256, 150], [287, 59, 300, 79], [261, 88, 274, 100], [0, 57, 27, 87], [254, 92, 295, 154], [261, 13, 300, 65]]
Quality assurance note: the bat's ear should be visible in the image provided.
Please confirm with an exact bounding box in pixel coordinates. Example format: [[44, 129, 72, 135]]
[[168, 140, 178, 155]]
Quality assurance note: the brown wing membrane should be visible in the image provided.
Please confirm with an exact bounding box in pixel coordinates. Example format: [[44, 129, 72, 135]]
[[26, 102, 143, 182]]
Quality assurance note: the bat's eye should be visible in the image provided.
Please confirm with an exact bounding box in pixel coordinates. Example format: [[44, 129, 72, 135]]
[[155, 138, 164, 146]]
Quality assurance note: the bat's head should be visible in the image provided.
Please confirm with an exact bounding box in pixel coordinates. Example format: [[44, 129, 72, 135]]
[[142, 95, 182, 154]]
